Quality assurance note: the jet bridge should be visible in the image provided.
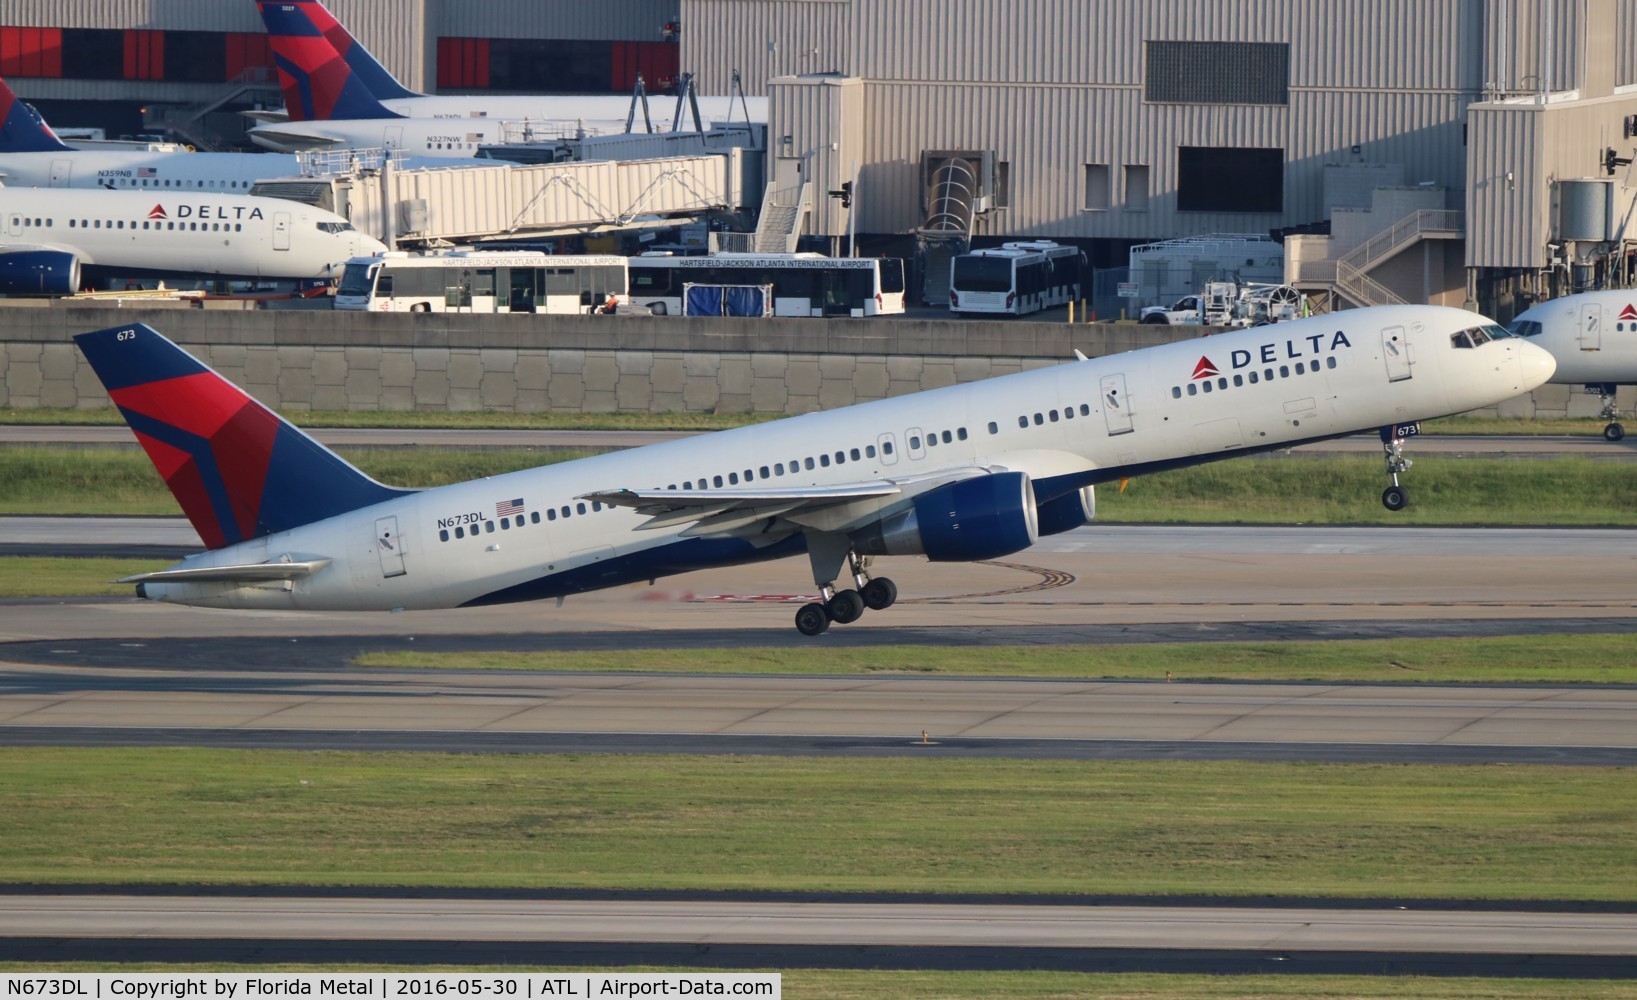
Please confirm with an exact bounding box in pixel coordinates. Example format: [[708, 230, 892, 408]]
[[251, 149, 755, 247]]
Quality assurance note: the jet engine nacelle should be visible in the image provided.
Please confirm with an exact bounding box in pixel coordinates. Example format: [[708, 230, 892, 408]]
[[1037, 485, 1095, 536], [0, 250, 80, 296], [854, 471, 1039, 562]]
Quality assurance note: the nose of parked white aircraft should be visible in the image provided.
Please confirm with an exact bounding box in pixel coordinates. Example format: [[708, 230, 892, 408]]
[[1517, 339, 1557, 391]]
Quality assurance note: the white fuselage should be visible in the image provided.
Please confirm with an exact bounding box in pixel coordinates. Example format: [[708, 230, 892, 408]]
[[141, 305, 1555, 612], [250, 96, 766, 156], [1509, 289, 1637, 385], [0, 187, 387, 280], [0, 149, 302, 192]]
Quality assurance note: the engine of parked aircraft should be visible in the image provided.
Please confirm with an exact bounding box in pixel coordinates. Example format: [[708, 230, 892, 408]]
[[0, 249, 80, 295]]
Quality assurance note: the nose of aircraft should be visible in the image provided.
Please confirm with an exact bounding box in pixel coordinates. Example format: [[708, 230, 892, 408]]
[[1516, 339, 1557, 390]]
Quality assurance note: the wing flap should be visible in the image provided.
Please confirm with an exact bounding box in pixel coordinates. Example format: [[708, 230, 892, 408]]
[[581, 484, 902, 537]]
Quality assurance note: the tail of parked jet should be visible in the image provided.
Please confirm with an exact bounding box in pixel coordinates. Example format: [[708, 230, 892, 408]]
[[257, 0, 416, 120], [75, 324, 412, 549], [0, 75, 73, 153]]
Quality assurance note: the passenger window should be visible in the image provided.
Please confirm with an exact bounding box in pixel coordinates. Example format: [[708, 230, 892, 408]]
[[850, 448, 861, 461], [455, 526, 464, 538], [865, 445, 876, 458], [500, 519, 510, 530], [834, 451, 845, 464], [820, 454, 831, 467], [1233, 374, 1243, 386], [1279, 365, 1290, 378], [1217, 377, 1227, 389], [714, 476, 724, 487], [988, 422, 999, 434], [1033, 413, 1044, 425], [560, 506, 570, 518], [909, 436, 921, 450], [1203, 381, 1213, 393], [1172, 386, 1182, 399], [957, 428, 968, 440], [1187, 383, 1197, 396], [775, 463, 786, 476], [548, 509, 557, 521], [1249, 371, 1259, 383], [941, 431, 952, 443], [1080, 404, 1090, 416], [1295, 362, 1306, 374], [805, 458, 815, 470], [760, 466, 770, 478], [882, 442, 894, 455], [439, 529, 450, 542], [729, 472, 739, 484], [576, 503, 586, 515], [592, 502, 603, 512], [1017, 416, 1028, 428], [485, 522, 495, 533], [1049, 411, 1059, 423], [531, 512, 540, 524], [1326, 357, 1337, 369]]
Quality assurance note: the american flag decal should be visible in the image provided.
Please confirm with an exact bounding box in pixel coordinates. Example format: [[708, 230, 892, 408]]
[[137, 167, 157, 177], [466, 133, 483, 142], [496, 497, 525, 517]]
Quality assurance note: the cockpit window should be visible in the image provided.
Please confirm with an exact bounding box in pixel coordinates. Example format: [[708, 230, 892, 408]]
[[1451, 329, 1475, 349], [317, 221, 355, 234], [1507, 319, 1543, 337], [1482, 322, 1513, 339]]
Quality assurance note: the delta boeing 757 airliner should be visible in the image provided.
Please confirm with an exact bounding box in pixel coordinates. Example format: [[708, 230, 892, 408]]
[[75, 307, 1554, 635]]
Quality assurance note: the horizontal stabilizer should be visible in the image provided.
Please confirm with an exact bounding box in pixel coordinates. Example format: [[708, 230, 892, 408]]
[[118, 559, 332, 586]]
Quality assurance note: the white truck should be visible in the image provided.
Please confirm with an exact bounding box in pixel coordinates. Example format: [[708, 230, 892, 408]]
[[1140, 281, 1305, 327]]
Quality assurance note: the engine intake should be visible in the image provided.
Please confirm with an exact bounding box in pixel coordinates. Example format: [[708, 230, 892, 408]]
[[1036, 485, 1096, 536], [854, 471, 1039, 562]]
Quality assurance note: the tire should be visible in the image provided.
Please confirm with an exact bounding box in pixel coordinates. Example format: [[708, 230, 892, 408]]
[[861, 578, 898, 611], [826, 589, 865, 625], [1381, 485, 1409, 512], [1605, 422, 1625, 442], [1140, 314, 1168, 325], [795, 603, 830, 636], [409, 302, 430, 313]]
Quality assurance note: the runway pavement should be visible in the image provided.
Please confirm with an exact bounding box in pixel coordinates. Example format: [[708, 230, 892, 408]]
[[5, 894, 1636, 975]]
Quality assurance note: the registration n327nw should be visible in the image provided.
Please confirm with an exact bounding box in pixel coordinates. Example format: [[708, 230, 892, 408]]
[[75, 306, 1554, 635]]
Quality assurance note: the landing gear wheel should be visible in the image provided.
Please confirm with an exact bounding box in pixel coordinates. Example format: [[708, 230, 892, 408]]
[[860, 577, 898, 611], [826, 589, 865, 624], [795, 602, 831, 636], [1381, 485, 1409, 511], [1605, 422, 1625, 442]]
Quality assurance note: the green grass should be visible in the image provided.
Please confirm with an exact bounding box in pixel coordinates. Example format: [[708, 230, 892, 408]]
[[1, 749, 1633, 900], [0, 557, 170, 597], [355, 635, 1637, 685], [0, 970, 1631, 1000], [3, 448, 1634, 523]]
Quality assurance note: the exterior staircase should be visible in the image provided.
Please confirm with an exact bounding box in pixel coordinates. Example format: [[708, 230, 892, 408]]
[[750, 181, 809, 253], [142, 68, 282, 150], [1319, 209, 1464, 308]]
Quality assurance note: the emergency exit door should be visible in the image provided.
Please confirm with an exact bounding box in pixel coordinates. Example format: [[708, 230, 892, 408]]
[[375, 516, 407, 578], [1100, 373, 1133, 435], [1382, 326, 1412, 382]]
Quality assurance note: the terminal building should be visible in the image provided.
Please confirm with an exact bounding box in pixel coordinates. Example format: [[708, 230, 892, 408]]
[[1, 0, 1635, 317]]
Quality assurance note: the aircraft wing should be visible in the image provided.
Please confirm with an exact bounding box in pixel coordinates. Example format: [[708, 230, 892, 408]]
[[582, 468, 996, 538], [118, 559, 332, 585], [581, 484, 901, 536]]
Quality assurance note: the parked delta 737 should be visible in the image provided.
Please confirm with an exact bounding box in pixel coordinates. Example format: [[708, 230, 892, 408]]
[[75, 307, 1553, 636], [1507, 289, 1637, 440]]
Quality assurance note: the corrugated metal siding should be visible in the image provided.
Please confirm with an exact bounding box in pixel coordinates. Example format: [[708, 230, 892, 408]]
[[430, 0, 679, 42], [328, 0, 430, 94], [1621, 0, 1636, 86], [0, 1, 263, 30], [1289, 0, 1485, 92], [681, 0, 850, 94], [1465, 106, 1546, 268], [1489, 0, 1585, 95], [850, 0, 1139, 85], [843, 78, 1475, 239], [770, 76, 863, 233]]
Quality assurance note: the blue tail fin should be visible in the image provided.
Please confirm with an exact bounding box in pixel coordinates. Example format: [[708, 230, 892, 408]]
[[257, 0, 416, 120], [75, 323, 412, 549], [0, 75, 73, 152]]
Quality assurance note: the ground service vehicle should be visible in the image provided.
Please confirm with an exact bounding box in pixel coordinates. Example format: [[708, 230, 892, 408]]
[[948, 241, 1085, 316], [334, 251, 628, 313], [627, 253, 906, 317]]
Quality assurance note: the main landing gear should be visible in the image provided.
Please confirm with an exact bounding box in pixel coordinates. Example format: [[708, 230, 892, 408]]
[[795, 533, 898, 636], [1379, 422, 1419, 512], [1592, 385, 1625, 441]]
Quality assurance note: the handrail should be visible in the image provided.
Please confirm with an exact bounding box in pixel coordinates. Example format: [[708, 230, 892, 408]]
[[1338, 209, 1464, 273], [1335, 259, 1406, 307]]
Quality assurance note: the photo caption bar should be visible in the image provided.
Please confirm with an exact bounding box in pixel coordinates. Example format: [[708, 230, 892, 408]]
[[0, 975, 780, 1000]]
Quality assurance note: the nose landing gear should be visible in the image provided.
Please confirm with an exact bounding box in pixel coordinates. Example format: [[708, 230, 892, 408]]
[[1592, 384, 1625, 441], [795, 534, 898, 636], [1379, 422, 1419, 511]]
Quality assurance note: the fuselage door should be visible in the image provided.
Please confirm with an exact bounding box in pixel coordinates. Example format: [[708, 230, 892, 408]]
[[1100, 373, 1134, 435], [272, 212, 291, 251], [5, 214, 21, 237], [1579, 302, 1602, 351], [374, 515, 407, 578], [49, 159, 72, 187], [1381, 326, 1412, 382], [384, 126, 405, 150], [906, 427, 927, 461]]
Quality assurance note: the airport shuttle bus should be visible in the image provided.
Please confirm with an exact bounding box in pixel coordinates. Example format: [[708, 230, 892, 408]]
[[333, 251, 628, 313], [627, 253, 907, 317], [949, 241, 1086, 317]]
